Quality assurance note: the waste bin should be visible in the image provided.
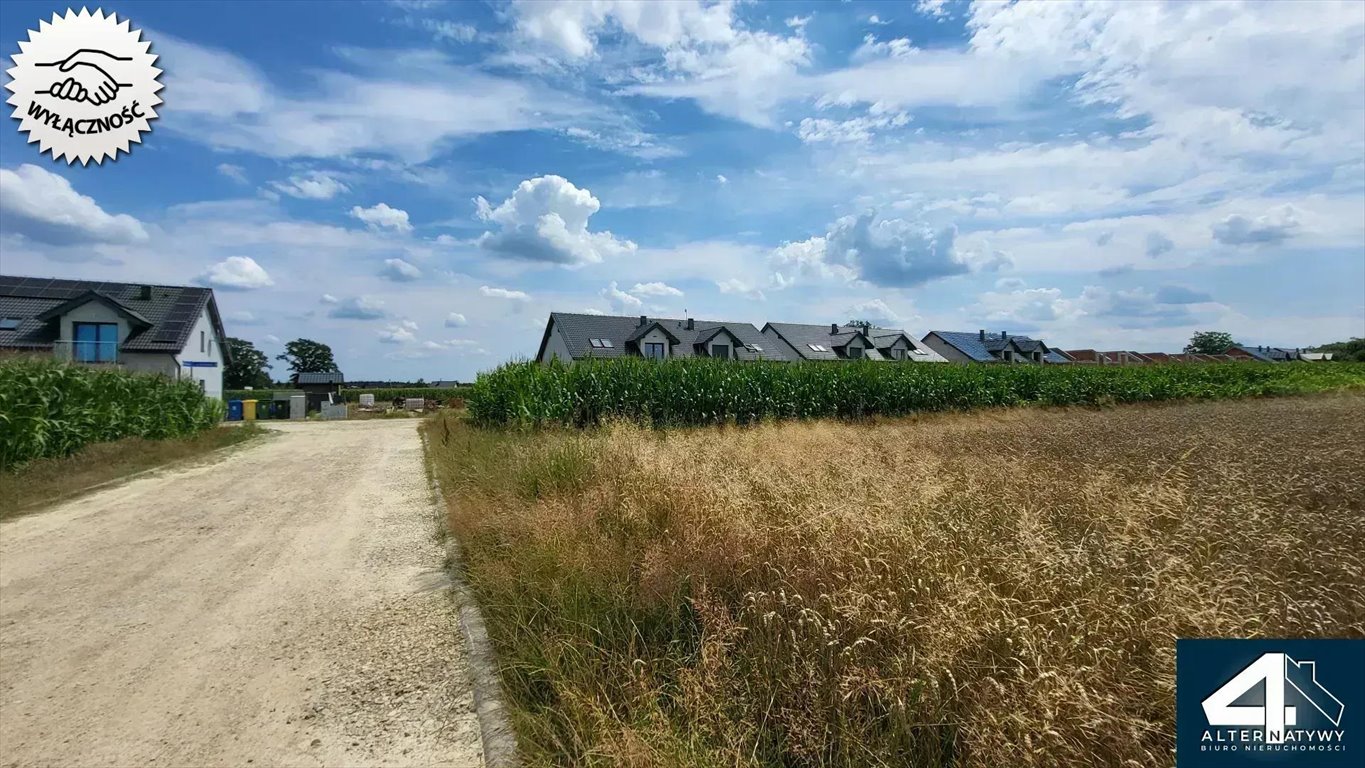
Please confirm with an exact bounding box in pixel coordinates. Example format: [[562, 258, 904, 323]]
[[289, 394, 305, 420], [259, 400, 274, 419], [226, 399, 243, 421], [242, 399, 258, 421], [272, 401, 288, 419]]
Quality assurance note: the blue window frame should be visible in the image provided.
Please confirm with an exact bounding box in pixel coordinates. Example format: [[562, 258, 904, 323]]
[[644, 342, 665, 359], [73, 322, 118, 362]]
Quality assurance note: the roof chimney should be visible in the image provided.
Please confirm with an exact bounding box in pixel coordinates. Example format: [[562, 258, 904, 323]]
[[686, 317, 694, 331], [639, 315, 648, 327], [138, 285, 151, 300], [831, 323, 840, 334], [1001, 330, 1008, 339], [979, 329, 986, 340]]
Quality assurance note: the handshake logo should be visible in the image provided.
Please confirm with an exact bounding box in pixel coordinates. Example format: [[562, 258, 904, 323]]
[[5, 8, 163, 165]]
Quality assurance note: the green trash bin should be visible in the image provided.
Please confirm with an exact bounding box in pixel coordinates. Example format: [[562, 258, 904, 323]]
[[255, 400, 271, 419]]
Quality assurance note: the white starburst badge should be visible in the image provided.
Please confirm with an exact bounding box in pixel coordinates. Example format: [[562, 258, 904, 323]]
[[6, 8, 163, 165]]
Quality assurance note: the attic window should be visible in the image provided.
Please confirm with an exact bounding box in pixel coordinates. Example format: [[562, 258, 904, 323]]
[[807, 343, 828, 352], [589, 338, 614, 349], [0, 318, 19, 330], [745, 344, 763, 352], [911, 349, 928, 356]]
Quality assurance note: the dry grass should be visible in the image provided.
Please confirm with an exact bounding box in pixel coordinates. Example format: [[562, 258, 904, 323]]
[[0, 424, 265, 520], [424, 395, 1365, 767]]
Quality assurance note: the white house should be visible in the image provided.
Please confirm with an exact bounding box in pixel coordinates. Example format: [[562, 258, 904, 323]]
[[0, 275, 230, 399]]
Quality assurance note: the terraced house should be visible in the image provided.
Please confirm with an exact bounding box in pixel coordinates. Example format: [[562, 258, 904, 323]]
[[921, 330, 1073, 364], [537, 312, 793, 362], [762, 322, 947, 362], [0, 275, 229, 398]]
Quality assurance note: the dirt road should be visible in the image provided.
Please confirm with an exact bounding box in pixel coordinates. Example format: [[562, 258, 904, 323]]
[[0, 420, 484, 767]]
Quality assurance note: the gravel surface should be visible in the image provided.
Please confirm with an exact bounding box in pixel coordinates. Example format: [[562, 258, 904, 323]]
[[0, 420, 484, 767]]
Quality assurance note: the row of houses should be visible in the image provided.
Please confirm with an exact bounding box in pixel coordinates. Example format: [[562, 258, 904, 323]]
[[535, 312, 1330, 366], [537, 313, 1071, 365]]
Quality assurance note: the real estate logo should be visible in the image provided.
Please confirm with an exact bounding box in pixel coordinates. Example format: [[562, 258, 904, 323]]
[[1177, 639, 1365, 767], [6, 8, 162, 165]]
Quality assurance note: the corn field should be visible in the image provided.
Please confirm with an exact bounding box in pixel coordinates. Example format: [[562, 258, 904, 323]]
[[0, 358, 225, 470], [467, 358, 1365, 427]]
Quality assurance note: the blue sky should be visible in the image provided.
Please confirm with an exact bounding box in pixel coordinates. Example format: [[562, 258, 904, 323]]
[[2, 0, 1362, 380]]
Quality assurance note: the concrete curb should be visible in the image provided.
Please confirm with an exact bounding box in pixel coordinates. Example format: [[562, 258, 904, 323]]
[[420, 429, 521, 768]]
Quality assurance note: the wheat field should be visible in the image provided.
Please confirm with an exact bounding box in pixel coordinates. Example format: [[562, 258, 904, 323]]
[[425, 394, 1365, 767]]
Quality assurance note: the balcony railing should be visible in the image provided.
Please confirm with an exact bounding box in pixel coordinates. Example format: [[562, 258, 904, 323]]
[[52, 339, 120, 364]]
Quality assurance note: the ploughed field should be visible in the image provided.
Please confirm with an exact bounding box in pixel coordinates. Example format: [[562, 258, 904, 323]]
[[424, 394, 1365, 767]]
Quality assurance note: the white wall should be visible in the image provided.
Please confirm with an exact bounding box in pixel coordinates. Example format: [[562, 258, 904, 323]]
[[122, 353, 178, 378], [175, 306, 224, 399], [639, 327, 672, 358], [707, 331, 738, 358]]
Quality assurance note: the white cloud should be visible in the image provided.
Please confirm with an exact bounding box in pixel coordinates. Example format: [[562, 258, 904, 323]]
[[630, 281, 683, 297], [217, 163, 248, 184], [797, 112, 909, 144], [0, 164, 149, 245], [351, 202, 413, 232], [225, 310, 263, 325], [480, 285, 531, 301], [773, 213, 969, 289], [716, 174, 729, 184], [1211, 206, 1300, 246], [915, 0, 949, 20], [198, 256, 274, 290], [271, 172, 349, 200], [152, 33, 610, 162], [444, 312, 468, 327], [474, 175, 635, 265], [380, 257, 422, 281], [377, 319, 419, 344], [320, 293, 339, 304], [601, 281, 644, 313], [716, 278, 766, 301], [328, 295, 387, 319], [844, 299, 904, 325]]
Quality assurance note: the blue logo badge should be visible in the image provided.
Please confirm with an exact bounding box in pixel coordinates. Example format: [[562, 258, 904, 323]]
[[1177, 639, 1364, 766]]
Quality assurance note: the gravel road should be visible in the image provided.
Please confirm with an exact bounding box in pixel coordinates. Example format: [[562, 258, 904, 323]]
[[0, 420, 484, 767]]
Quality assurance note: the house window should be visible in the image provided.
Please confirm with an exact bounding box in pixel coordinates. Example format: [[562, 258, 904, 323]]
[[848, 346, 863, 359], [73, 322, 118, 362], [589, 338, 615, 349], [0, 318, 19, 330], [712, 344, 730, 359], [807, 343, 828, 352], [1003, 350, 1013, 362], [892, 348, 905, 360], [200, 330, 205, 353], [644, 342, 666, 359]]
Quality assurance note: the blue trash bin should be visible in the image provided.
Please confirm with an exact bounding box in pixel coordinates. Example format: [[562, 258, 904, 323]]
[[226, 399, 243, 421]]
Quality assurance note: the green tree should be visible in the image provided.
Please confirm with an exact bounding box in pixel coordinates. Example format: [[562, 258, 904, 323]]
[[276, 338, 338, 374], [224, 337, 272, 389], [1187, 330, 1236, 354], [1310, 337, 1365, 362]]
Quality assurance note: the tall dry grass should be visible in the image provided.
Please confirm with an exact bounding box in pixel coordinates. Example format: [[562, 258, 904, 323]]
[[425, 395, 1365, 767]]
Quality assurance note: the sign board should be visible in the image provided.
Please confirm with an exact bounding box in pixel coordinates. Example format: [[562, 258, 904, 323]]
[[183, 361, 218, 368]]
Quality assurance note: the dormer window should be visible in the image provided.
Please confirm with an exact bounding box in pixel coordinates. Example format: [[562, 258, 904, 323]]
[[892, 348, 905, 360], [644, 342, 666, 359], [848, 346, 864, 359], [712, 344, 730, 359], [1003, 350, 1014, 362]]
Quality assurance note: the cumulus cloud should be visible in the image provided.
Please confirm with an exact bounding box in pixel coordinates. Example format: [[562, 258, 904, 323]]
[[716, 278, 766, 301], [773, 213, 969, 289], [198, 256, 274, 290], [328, 296, 386, 319], [601, 281, 644, 313], [0, 164, 149, 246], [225, 310, 264, 325], [977, 284, 1211, 330], [480, 285, 531, 301], [1212, 206, 1300, 245], [630, 281, 683, 297], [444, 312, 468, 327], [377, 319, 419, 344], [844, 298, 903, 325], [474, 175, 635, 265], [351, 202, 413, 232], [380, 258, 422, 281], [271, 171, 349, 200], [320, 293, 339, 304], [1145, 231, 1174, 258]]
